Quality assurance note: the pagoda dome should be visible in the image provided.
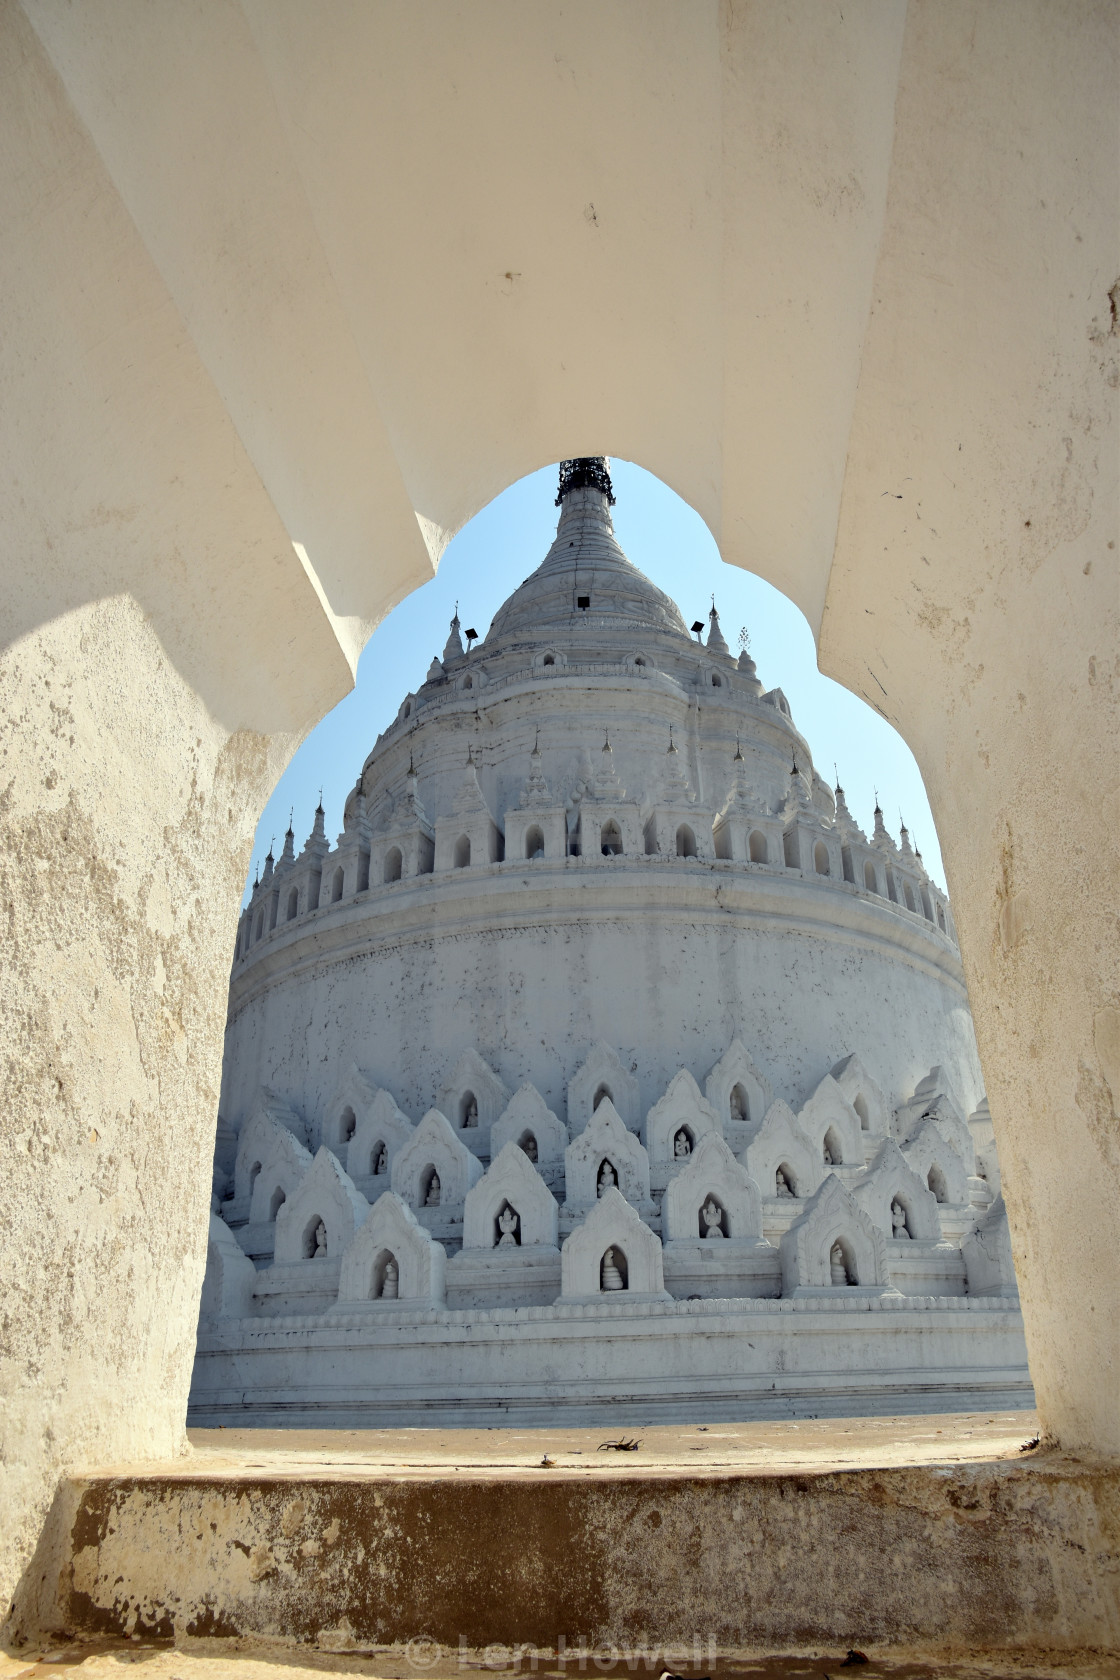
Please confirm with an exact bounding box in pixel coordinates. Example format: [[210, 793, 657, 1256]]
[[201, 460, 1018, 1432], [484, 461, 690, 648]]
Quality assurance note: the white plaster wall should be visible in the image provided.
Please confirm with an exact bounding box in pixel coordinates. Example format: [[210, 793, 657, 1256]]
[[221, 876, 982, 1145]]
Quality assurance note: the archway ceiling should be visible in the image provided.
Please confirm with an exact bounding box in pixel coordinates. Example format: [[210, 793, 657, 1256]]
[[15, 0, 1113, 749]]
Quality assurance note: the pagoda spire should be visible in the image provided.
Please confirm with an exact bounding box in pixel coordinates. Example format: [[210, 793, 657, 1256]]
[[706, 599, 729, 656], [555, 457, 615, 505], [442, 607, 465, 664]]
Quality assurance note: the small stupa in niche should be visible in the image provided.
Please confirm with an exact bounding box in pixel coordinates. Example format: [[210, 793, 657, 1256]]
[[195, 460, 1027, 1426]]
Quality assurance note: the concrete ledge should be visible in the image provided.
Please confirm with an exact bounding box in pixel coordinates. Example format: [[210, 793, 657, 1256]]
[[47, 1423, 1119, 1659]]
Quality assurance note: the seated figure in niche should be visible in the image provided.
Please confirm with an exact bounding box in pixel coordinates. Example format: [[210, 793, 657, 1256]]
[[830, 1241, 854, 1286], [463, 1095, 479, 1129], [372, 1142, 388, 1176], [521, 1135, 538, 1163], [424, 1171, 442, 1207], [891, 1199, 911, 1239], [311, 1220, 328, 1259], [729, 1087, 747, 1124], [497, 1205, 520, 1247], [775, 1167, 794, 1198], [597, 1160, 617, 1197], [600, 1247, 625, 1291], [673, 1129, 691, 1159], [822, 1141, 835, 1166], [701, 1197, 724, 1239], [380, 1258, 399, 1299]]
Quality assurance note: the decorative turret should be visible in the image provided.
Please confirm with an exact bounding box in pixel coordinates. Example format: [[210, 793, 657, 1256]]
[[303, 798, 330, 860], [833, 782, 866, 844], [871, 801, 897, 856], [443, 608, 465, 664], [592, 731, 626, 799], [661, 726, 694, 802], [519, 732, 553, 810], [706, 601, 729, 656], [398, 754, 429, 826], [782, 759, 814, 820], [434, 745, 502, 869], [898, 820, 915, 861], [261, 846, 274, 884], [280, 816, 295, 866], [452, 745, 491, 817]]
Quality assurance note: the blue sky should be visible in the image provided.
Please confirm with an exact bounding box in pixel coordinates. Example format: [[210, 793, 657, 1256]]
[[244, 460, 945, 902]]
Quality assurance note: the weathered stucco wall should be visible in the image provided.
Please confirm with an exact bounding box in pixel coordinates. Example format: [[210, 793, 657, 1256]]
[[50, 1457, 1120, 1656], [1, 0, 1115, 1645], [821, 0, 1120, 1457]]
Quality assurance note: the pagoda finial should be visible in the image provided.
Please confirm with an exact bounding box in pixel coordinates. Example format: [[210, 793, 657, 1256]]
[[556, 457, 615, 505]]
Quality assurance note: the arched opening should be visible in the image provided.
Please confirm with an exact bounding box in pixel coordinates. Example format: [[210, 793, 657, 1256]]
[[714, 824, 731, 860], [814, 840, 830, 875], [330, 866, 345, 902], [829, 1236, 858, 1287], [462, 674, 473, 690], [403, 702, 411, 718], [864, 860, 878, 893], [890, 1195, 913, 1239], [698, 1193, 729, 1238], [711, 673, 722, 688], [248, 1161, 262, 1196], [453, 834, 471, 868], [822, 1127, 843, 1166], [596, 1156, 618, 1196], [419, 1165, 441, 1207], [269, 1186, 286, 1220], [286, 886, 299, 920], [494, 1199, 521, 1247], [852, 1093, 870, 1130], [459, 1091, 479, 1128], [302, 1216, 327, 1259], [592, 1084, 611, 1111], [748, 830, 768, 864], [253, 910, 264, 941], [672, 1125, 694, 1160], [384, 847, 403, 883], [340, 1105, 357, 1144], [928, 1164, 949, 1204], [600, 819, 622, 856], [904, 880, 916, 912], [370, 1140, 388, 1176], [542, 654, 555, 667], [920, 885, 934, 921], [936, 903, 947, 931], [885, 870, 898, 903], [518, 1130, 538, 1163], [729, 1082, 750, 1124], [633, 655, 645, 667], [675, 823, 697, 858], [775, 1162, 798, 1198], [372, 1248, 398, 1300], [525, 824, 544, 859], [600, 1246, 628, 1291]]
